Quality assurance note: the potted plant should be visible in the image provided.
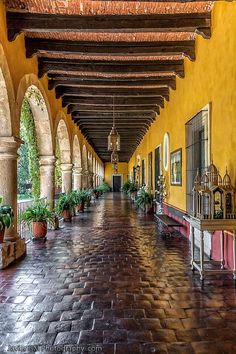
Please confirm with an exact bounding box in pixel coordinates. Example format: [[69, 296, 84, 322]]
[[93, 188, 99, 199], [20, 199, 54, 239], [75, 190, 89, 213], [0, 196, 14, 243], [122, 180, 132, 195], [135, 187, 154, 214], [56, 192, 75, 221], [129, 182, 139, 202]]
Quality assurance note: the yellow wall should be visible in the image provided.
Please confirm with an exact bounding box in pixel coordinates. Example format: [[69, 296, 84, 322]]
[[128, 2, 236, 213], [0, 2, 102, 166], [105, 163, 128, 188]]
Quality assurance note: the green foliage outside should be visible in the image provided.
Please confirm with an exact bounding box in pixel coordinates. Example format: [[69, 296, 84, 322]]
[[17, 98, 40, 199]]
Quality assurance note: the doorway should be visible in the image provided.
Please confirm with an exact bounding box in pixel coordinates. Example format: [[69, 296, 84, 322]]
[[112, 175, 122, 192]]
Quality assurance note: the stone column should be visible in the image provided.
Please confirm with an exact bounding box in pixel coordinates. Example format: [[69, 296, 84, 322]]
[[88, 172, 94, 189], [93, 173, 96, 188], [39, 155, 55, 209], [82, 170, 89, 189], [0, 137, 22, 241], [61, 163, 73, 193], [73, 166, 82, 190]]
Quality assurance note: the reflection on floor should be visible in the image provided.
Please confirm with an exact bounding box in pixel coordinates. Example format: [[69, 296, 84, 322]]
[[0, 193, 236, 353]]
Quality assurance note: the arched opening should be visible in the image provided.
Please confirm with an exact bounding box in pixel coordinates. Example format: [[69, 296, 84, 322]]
[[0, 68, 12, 137], [17, 83, 54, 202], [82, 145, 88, 188], [56, 118, 71, 192], [72, 135, 82, 190], [73, 135, 82, 168]]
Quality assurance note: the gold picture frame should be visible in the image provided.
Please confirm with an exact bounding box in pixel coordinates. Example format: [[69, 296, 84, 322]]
[[170, 148, 182, 186]]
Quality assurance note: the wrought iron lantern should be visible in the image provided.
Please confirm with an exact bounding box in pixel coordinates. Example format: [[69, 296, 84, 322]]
[[108, 96, 120, 151], [112, 162, 118, 174], [111, 150, 119, 164]]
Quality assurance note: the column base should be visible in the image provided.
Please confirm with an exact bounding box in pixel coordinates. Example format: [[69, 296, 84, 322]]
[[0, 238, 26, 269]]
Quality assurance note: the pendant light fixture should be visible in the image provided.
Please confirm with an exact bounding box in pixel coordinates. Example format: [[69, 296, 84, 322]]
[[108, 96, 120, 152], [111, 150, 119, 164]]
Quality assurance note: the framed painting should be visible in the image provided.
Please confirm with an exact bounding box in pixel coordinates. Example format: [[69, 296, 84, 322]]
[[170, 148, 182, 186]]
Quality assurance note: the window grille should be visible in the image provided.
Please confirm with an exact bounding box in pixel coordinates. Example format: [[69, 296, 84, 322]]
[[148, 152, 153, 189], [141, 159, 145, 186], [186, 108, 210, 215], [155, 146, 161, 190]]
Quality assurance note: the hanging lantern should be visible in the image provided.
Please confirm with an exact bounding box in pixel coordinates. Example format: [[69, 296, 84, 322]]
[[108, 96, 120, 151], [111, 150, 119, 164], [113, 162, 118, 174]]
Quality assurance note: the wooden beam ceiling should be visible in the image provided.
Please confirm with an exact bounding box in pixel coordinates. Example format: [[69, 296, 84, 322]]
[[5, 0, 213, 162]]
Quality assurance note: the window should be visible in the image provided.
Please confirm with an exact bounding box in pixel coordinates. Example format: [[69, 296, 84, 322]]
[[133, 166, 136, 183], [148, 152, 153, 189], [155, 146, 161, 190], [141, 159, 145, 185], [163, 133, 170, 171], [186, 107, 210, 214]]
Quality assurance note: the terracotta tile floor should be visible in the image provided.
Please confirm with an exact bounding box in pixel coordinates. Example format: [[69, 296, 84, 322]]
[[1, 194, 236, 354]]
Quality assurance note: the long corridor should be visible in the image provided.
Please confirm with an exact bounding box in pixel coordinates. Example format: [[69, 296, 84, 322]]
[[1, 194, 236, 354]]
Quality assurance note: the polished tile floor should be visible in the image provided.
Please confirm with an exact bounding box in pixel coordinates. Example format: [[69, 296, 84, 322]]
[[1, 194, 236, 354]]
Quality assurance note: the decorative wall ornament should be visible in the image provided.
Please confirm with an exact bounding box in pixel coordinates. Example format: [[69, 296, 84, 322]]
[[163, 132, 170, 171], [192, 161, 236, 220], [156, 174, 167, 214], [170, 148, 182, 186]]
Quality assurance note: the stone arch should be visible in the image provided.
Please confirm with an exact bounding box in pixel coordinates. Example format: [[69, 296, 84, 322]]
[[16, 74, 53, 156], [88, 151, 93, 172], [55, 115, 72, 192], [0, 44, 15, 136], [92, 156, 96, 174], [82, 145, 88, 170], [56, 117, 71, 164], [72, 135, 82, 168]]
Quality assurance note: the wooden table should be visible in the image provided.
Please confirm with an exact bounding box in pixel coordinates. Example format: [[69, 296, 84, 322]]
[[184, 216, 236, 281]]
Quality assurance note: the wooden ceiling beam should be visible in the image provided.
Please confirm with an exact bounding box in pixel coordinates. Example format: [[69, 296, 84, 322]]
[[68, 105, 160, 114], [38, 58, 184, 78], [7, 12, 211, 41], [25, 37, 196, 61], [63, 96, 165, 108], [55, 86, 170, 99], [49, 78, 176, 90]]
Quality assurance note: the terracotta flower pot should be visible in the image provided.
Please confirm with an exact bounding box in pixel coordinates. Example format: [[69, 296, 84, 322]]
[[63, 209, 72, 222], [78, 202, 85, 213], [0, 228, 5, 243], [32, 221, 47, 239]]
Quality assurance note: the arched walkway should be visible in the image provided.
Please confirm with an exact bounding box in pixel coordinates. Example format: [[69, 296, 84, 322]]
[[56, 116, 72, 192]]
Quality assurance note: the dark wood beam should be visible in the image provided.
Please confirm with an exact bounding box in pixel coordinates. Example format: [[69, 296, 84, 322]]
[[48, 78, 176, 90], [38, 58, 184, 78], [7, 12, 211, 41], [72, 112, 156, 119], [25, 37, 196, 61], [62, 96, 165, 108], [68, 105, 160, 114], [55, 86, 170, 99]]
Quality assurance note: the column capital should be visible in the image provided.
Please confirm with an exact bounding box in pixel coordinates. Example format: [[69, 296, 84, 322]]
[[73, 166, 83, 174], [39, 155, 56, 166], [61, 163, 73, 172], [0, 136, 22, 160]]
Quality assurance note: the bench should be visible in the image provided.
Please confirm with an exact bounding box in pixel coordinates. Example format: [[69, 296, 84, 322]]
[[154, 214, 184, 237]]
